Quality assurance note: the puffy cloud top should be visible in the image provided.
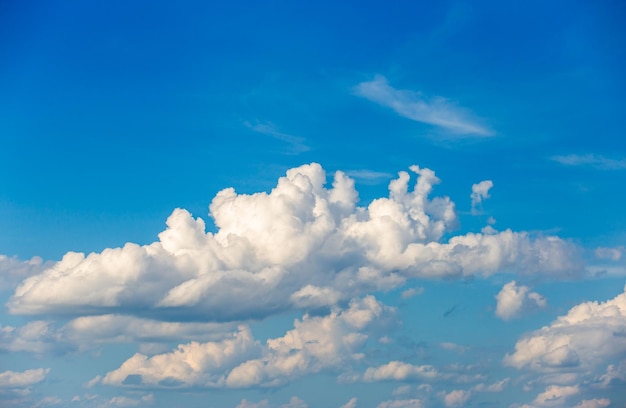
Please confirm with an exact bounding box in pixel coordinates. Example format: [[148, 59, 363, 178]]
[[9, 163, 582, 322], [505, 285, 626, 371]]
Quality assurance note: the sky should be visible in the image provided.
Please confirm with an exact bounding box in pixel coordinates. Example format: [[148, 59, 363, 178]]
[[1, 1, 625, 407]]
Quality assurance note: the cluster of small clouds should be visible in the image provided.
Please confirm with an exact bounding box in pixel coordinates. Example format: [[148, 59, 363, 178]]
[[4, 163, 623, 406], [100, 296, 393, 388]]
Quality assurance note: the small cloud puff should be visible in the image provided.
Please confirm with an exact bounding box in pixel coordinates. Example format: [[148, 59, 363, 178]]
[[495, 281, 546, 320], [470, 180, 493, 215]]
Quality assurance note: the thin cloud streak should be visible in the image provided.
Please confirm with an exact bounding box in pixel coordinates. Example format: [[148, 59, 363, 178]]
[[550, 154, 626, 170], [245, 121, 310, 154], [354, 75, 493, 137]]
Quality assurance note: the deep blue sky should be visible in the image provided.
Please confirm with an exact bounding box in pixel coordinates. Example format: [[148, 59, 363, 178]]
[[1, 1, 625, 407]]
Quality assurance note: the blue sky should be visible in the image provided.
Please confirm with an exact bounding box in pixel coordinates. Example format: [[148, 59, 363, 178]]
[[1, 1, 625, 407]]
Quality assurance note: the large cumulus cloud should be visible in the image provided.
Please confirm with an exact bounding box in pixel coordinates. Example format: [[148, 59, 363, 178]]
[[8, 163, 582, 321], [505, 285, 626, 371]]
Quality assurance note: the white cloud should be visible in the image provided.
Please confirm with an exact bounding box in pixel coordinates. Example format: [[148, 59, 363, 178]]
[[470, 180, 493, 215], [495, 281, 547, 320], [377, 399, 424, 408], [441, 389, 471, 407], [531, 385, 580, 407], [64, 314, 236, 345], [107, 394, 154, 407], [401, 287, 423, 299], [102, 296, 393, 389], [33, 396, 62, 407], [439, 342, 467, 353], [0, 255, 50, 291], [280, 397, 307, 408], [236, 399, 269, 408], [0, 315, 237, 356], [102, 326, 260, 388], [0, 368, 49, 388], [505, 285, 626, 371], [550, 154, 626, 170], [0, 321, 64, 354], [340, 397, 358, 408], [9, 163, 582, 322], [473, 378, 509, 392], [594, 246, 623, 261], [573, 399, 611, 408], [354, 75, 493, 136], [363, 361, 438, 382], [594, 360, 626, 389]]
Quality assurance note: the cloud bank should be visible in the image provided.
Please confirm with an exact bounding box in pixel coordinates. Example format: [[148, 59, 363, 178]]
[[8, 163, 582, 323], [101, 296, 393, 388]]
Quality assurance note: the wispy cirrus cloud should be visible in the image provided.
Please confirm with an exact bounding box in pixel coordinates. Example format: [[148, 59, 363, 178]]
[[550, 154, 626, 170], [354, 75, 493, 137], [244, 121, 309, 154]]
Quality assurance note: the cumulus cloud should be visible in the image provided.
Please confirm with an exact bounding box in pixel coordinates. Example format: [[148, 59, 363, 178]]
[[102, 296, 393, 389], [0, 368, 49, 388], [529, 384, 580, 407], [362, 361, 438, 382], [473, 378, 509, 392], [236, 399, 269, 408], [401, 287, 423, 299], [504, 285, 626, 371], [0, 315, 236, 356], [550, 154, 626, 170], [64, 314, 235, 346], [573, 399, 611, 408], [354, 75, 493, 136], [594, 246, 623, 261], [9, 163, 582, 321], [470, 180, 493, 214], [441, 389, 471, 407], [495, 281, 547, 320], [0, 321, 65, 354]]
